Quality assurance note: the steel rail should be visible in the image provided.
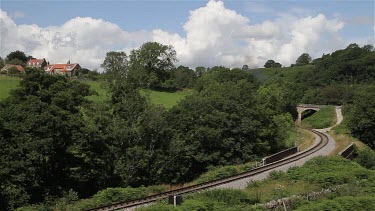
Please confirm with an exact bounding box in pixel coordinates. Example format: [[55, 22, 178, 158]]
[[89, 129, 329, 211]]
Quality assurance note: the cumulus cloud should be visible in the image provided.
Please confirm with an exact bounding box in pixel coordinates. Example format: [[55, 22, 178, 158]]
[[0, 0, 347, 70]]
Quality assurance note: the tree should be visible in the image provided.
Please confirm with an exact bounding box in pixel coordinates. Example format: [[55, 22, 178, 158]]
[[171, 66, 197, 89], [0, 57, 5, 69], [6, 50, 28, 63], [296, 53, 312, 66], [128, 42, 177, 89], [195, 66, 207, 77], [7, 58, 25, 66], [347, 86, 375, 149], [264, 60, 276, 68], [0, 70, 93, 209], [101, 51, 128, 76], [264, 60, 282, 68], [242, 65, 249, 71]]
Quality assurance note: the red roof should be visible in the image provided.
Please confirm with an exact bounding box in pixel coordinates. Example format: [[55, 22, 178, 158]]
[[1, 64, 25, 72], [27, 58, 46, 66], [44, 63, 80, 72]]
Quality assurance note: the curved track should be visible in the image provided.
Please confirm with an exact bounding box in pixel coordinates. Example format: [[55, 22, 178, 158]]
[[89, 129, 329, 211]]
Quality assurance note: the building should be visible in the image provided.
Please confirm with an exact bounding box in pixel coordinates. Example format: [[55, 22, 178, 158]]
[[1, 64, 25, 73], [27, 58, 47, 69], [44, 61, 81, 77]]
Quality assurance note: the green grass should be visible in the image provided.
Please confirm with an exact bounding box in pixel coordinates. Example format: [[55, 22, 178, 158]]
[[82, 81, 193, 108], [0, 76, 21, 100], [140, 89, 194, 109], [301, 106, 336, 129], [0, 78, 192, 108], [83, 80, 109, 103], [249, 65, 314, 83]]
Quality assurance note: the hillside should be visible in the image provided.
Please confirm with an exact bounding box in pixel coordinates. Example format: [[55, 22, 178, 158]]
[[0, 76, 21, 100], [249, 65, 314, 83], [0, 76, 193, 109]]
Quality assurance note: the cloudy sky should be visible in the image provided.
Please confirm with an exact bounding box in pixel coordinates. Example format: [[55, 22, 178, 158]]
[[1, 0, 374, 70]]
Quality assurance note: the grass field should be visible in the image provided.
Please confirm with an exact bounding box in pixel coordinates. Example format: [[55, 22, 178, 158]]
[[140, 89, 194, 109], [83, 80, 193, 108], [249, 65, 314, 82], [0, 76, 21, 100], [0, 77, 192, 108], [301, 106, 336, 129]]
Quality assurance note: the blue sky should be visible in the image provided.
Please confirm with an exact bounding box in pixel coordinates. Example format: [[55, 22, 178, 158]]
[[1, 0, 374, 69], [2, 1, 373, 38]]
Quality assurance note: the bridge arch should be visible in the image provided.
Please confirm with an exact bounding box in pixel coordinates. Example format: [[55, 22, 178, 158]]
[[296, 104, 325, 125]]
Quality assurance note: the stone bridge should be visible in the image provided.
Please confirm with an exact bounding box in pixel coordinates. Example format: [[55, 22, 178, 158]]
[[296, 104, 326, 125]]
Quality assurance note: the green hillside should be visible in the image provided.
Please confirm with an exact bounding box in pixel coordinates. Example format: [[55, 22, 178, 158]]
[[249, 65, 314, 83], [301, 106, 336, 129], [0, 77, 192, 108], [0, 76, 21, 100]]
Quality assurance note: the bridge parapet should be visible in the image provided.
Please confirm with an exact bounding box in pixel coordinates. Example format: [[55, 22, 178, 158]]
[[297, 104, 326, 108]]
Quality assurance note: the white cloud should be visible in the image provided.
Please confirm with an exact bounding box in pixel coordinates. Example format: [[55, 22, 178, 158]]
[[0, 1, 348, 70]]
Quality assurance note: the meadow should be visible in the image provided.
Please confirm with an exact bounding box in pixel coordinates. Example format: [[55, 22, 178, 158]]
[[249, 65, 314, 83], [0, 76, 193, 108], [0, 76, 21, 100]]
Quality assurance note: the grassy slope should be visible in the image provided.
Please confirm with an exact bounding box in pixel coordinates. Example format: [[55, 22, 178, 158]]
[[83, 81, 193, 108], [0, 76, 21, 100], [0, 77, 192, 108], [140, 89, 194, 109], [249, 65, 314, 83], [301, 106, 336, 129]]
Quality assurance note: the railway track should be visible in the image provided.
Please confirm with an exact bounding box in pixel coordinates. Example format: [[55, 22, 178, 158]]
[[89, 129, 329, 211]]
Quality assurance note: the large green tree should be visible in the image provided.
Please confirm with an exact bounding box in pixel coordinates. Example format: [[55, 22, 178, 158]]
[[0, 70, 93, 209], [296, 53, 312, 66], [128, 42, 177, 89], [6, 50, 28, 64], [347, 86, 375, 149]]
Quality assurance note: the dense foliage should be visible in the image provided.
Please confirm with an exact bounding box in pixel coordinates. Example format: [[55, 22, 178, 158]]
[[346, 86, 375, 149], [0, 70, 93, 209]]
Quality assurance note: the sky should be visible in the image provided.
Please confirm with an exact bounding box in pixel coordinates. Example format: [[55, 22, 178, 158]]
[[0, 0, 374, 70]]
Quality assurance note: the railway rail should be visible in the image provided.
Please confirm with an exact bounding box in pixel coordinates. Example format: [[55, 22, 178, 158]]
[[89, 129, 329, 211]]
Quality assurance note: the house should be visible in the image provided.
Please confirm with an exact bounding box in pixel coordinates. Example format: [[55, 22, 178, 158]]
[[27, 58, 48, 69], [1, 64, 25, 73], [44, 61, 81, 77]]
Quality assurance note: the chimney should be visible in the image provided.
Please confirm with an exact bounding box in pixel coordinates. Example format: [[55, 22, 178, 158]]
[[67, 60, 70, 64]]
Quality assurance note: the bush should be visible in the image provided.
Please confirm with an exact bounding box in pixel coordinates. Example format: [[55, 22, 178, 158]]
[[194, 166, 239, 184], [355, 149, 375, 170], [295, 196, 375, 211]]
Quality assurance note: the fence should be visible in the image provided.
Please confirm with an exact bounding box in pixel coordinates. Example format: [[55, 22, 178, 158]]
[[262, 146, 299, 165], [337, 143, 355, 159]]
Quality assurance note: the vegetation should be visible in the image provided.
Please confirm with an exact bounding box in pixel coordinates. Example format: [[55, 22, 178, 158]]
[[0, 76, 21, 100], [295, 53, 312, 66], [301, 106, 336, 129], [2, 42, 374, 210], [263, 59, 282, 68], [140, 156, 375, 210]]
